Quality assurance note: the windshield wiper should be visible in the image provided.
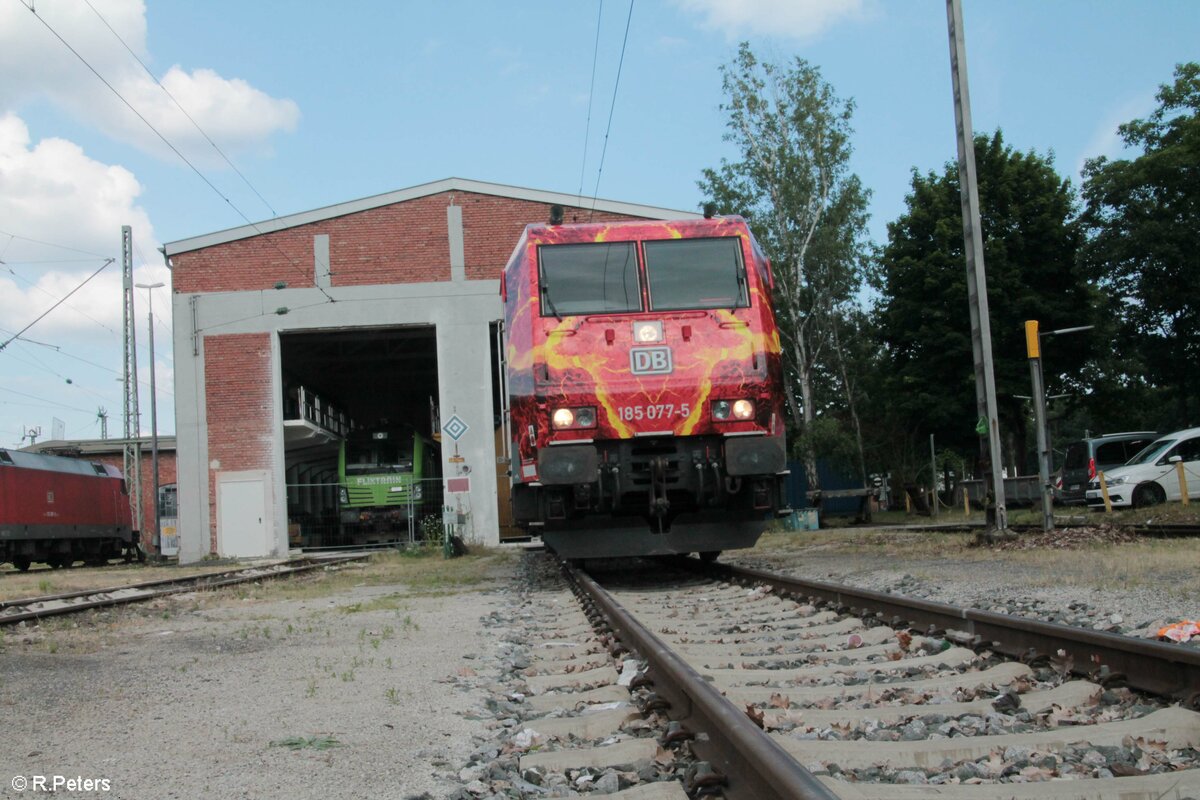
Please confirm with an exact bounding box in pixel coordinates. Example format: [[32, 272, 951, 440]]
[[540, 283, 562, 319]]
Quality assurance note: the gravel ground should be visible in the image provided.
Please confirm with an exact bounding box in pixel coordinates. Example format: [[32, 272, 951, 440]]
[[731, 527, 1200, 645], [0, 553, 517, 800], [2, 528, 1196, 800]]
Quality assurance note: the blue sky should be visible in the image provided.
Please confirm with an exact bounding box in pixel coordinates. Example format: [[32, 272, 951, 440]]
[[1, 0, 1197, 446]]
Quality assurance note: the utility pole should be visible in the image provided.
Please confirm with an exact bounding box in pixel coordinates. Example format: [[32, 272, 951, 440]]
[[97, 407, 108, 440], [946, 0, 1008, 537], [137, 281, 165, 557], [121, 226, 143, 538]]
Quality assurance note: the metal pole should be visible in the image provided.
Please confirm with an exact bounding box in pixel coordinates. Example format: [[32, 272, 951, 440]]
[[1028, 349, 1053, 532], [946, 0, 1007, 535], [121, 227, 143, 539], [137, 282, 165, 557], [148, 298, 160, 555], [930, 434, 939, 518]]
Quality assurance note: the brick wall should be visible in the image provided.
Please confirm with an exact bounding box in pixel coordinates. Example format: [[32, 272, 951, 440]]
[[92, 451, 178, 552], [173, 191, 646, 293], [205, 333, 274, 553], [459, 195, 637, 280]]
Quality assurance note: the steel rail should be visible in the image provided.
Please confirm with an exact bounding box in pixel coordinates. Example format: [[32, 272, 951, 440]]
[[690, 559, 1200, 705], [0, 555, 369, 625], [564, 563, 838, 800]]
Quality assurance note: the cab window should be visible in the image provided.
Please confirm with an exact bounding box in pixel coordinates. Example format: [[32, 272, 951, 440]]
[[538, 242, 641, 315], [644, 237, 748, 311]]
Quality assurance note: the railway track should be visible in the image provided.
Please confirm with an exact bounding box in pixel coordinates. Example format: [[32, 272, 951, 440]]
[[505, 553, 1200, 799], [0, 554, 369, 626]]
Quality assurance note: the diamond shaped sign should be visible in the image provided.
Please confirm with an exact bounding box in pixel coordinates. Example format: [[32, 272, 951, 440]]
[[442, 414, 469, 442]]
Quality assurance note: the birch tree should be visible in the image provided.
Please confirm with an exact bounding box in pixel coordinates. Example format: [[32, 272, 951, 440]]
[[699, 43, 870, 494]]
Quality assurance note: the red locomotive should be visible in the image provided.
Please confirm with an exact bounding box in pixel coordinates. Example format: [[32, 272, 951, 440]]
[[0, 448, 140, 571], [501, 213, 789, 558]]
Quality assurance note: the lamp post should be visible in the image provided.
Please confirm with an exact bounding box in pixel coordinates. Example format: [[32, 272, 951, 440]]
[[136, 281, 165, 558], [1024, 322, 1094, 532]]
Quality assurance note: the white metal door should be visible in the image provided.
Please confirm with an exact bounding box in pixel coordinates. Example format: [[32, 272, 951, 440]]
[[218, 476, 270, 557]]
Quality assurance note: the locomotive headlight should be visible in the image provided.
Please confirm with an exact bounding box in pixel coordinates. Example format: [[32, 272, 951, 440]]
[[712, 400, 731, 420], [633, 320, 663, 343], [338, 487, 349, 505], [732, 399, 755, 420], [552, 406, 597, 429]]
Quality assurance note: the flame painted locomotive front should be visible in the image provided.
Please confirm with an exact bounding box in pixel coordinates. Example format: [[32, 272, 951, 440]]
[[502, 216, 789, 558]]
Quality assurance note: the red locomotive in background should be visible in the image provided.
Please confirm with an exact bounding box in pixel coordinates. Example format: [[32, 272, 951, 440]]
[[0, 448, 141, 571], [501, 212, 790, 558]]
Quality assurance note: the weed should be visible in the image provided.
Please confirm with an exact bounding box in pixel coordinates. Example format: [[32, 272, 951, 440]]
[[305, 678, 317, 698], [384, 687, 400, 705], [340, 670, 355, 682]]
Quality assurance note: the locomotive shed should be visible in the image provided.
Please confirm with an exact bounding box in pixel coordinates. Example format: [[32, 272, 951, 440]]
[[164, 179, 699, 562]]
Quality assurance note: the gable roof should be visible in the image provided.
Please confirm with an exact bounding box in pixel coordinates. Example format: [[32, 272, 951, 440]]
[[164, 177, 702, 256]]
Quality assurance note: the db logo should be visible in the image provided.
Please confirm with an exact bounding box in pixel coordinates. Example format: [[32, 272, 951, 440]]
[[630, 347, 673, 375]]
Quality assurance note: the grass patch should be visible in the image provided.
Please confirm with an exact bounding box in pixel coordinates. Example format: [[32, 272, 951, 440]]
[[213, 548, 515, 607]]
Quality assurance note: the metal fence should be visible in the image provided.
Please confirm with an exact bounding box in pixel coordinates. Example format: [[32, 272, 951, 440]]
[[286, 476, 446, 549]]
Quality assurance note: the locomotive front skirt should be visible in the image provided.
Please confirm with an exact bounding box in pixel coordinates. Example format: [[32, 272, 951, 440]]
[[501, 215, 790, 558]]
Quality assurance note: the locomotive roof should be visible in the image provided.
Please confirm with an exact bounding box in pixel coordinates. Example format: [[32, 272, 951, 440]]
[[0, 448, 122, 479], [522, 214, 750, 242]]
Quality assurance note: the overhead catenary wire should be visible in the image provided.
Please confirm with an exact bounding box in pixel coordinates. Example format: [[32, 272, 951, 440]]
[[82, 0, 278, 219], [0, 328, 174, 398], [2, 262, 175, 373], [588, 0, 635, 221], [3, 262, 122, 338], [576, 0, 605, 203], [22, 3, 336, 304], [0, 228, 109, 259], [0, 259, 113, 353]]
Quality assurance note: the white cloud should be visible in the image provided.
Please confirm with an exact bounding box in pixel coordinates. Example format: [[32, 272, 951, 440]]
[[0, 112, 166, 341], [674, 0, 869, 41], [0, 0, 298, 161]]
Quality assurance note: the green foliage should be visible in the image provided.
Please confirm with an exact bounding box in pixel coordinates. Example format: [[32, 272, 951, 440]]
[[698, 42, 872, 486], [419, 514, 445, 545], [1081, 62, 1200, 429], [874, 130, 1089, 472], [792, 417, 857, 474]]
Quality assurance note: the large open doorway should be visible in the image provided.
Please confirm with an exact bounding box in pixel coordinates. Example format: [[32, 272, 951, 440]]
[[280, 326, 441, 548]]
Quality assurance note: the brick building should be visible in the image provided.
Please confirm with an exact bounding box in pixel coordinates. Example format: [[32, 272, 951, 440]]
[[164, 178, 697, 562]]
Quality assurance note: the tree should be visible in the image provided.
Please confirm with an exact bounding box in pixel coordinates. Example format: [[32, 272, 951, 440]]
[[699, 43, 871, 492], [1081, 62, 1200, 428], [875, 130, 1090, 477]]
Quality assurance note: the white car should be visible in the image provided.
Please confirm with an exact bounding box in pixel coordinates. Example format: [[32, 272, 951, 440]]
[[1085, 426, 1200, 508]]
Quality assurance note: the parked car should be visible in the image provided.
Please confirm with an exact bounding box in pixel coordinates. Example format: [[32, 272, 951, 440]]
[[1059, 431, 1158, 506], [1085, 427, 1200, 509]]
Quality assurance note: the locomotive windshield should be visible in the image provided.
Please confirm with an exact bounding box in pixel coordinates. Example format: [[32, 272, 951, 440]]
[[644, 237, 748, 311], [344, 435, 414, 475], [538, 242, 640, 315]]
